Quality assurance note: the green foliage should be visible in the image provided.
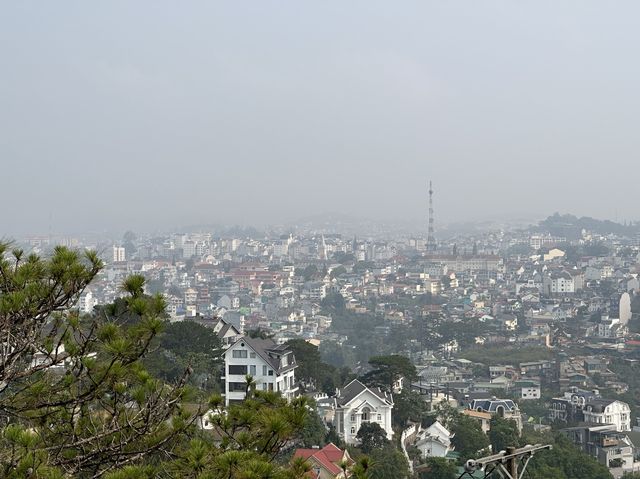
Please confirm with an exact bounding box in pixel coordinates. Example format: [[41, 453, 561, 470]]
[[284, 338, 351, 394], [356, 422, 389, 454], [145, 320, 223, 391], [522, 430, 611, 479], [517, 399, 549, 423], [392, 389, 430, 429], [539, 213, 637, 240], [418, 457, 457, 479], [321, 291, 346, 312], [0, 245, 192, 476], [361, 355, 417, 392], [489, 416, 520, 453], [353, 261, 376, 274], [246, 328, 274, 339], [300, 403, 328, 448], [0, 243, 319, 478], [165, 391, 320, 478], [301, 265, 318, 281], [368, 445, 410, 479], [330, 265, 347, 279], [435, 403, 489, 462]]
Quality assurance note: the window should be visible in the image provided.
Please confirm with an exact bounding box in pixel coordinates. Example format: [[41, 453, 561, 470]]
[[228, 365, 247, 375], [263, 365, 268, 376], [268, 383, 274, 391], [249, 365, 256, 376], [232, 350, 247, 358], [228, 382, 245, 392], [250, 352, 256, 358], [262, 383, 267, 390], [351, 427, 356, 434], [351, 414, 356, 422], [268, 370, 274, 376], [362, 407, 370, 422], [377, 414, 382, 421]]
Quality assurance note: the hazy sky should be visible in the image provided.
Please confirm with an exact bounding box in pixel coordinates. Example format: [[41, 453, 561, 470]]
[[2, 1, 640, 234]]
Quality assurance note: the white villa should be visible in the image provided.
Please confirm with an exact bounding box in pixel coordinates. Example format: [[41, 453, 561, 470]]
[[223, 337, 298, 405], [332, 379, 394, 445]]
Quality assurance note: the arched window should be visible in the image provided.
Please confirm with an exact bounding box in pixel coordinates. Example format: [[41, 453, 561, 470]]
[[496, 406, 505, 417], [362, 407, 371, 422]]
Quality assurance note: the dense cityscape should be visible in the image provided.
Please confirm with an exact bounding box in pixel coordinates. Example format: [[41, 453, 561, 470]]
[[5, 2, 640, 478], [10, 206, 640, 478]]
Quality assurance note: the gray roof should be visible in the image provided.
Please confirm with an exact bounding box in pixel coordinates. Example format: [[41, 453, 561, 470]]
[[233, 337, 297, 375], [335, 379, 393, 407], [469, 398, 518, 413]]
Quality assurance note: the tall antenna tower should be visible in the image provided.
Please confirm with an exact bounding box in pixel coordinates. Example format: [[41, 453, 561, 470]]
[[426, 181, 437, 252]]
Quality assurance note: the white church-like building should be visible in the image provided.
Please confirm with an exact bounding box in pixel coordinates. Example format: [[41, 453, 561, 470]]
[[332, 379, 394, 445]]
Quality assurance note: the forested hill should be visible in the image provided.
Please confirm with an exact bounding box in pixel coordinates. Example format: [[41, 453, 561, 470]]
[[536, 213, 639, 239]]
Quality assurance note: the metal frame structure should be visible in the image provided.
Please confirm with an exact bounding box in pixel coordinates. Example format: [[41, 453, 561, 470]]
[[457, 444, 552, 479], [426, 180, 437, 252]]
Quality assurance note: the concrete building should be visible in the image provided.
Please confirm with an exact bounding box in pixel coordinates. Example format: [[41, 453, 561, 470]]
[[223, 337, 298, 405], [112, 246, 126, 263], [414, 421, 455, 459]]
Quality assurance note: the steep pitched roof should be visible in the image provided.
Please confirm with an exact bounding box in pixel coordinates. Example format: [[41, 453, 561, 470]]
[[335, 379, 393, 407], [228, 337, 297, 374], [293, 443, 351, 477]]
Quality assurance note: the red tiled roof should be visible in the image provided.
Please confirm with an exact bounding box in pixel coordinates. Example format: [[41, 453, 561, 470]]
[[293, 443, 349, 477]]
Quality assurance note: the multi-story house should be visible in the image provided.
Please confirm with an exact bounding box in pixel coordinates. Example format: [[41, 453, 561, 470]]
[[332, 379, 394, 445], [550, 388, 631, 432], [511, 380, 541, 400], [563, 425, 635, 471], [223, 337, 298, 405], [543, 272, 575, 295]]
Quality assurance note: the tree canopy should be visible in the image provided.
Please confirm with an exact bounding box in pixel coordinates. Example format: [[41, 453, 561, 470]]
[[361, 355, 417, 392]]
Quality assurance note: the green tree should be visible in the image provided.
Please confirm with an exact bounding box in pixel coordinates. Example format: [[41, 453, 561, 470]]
[[361, 355, 417, 392], [356, 422, 389, 454], [418, 457, 457, 479], [145, 320, 223, 390], [321, 291, 346, 311], [330, 265, 347, 279], [302, 265, 318, 281], [368, 445, 410, 479], [300, 404, 328, 448], [0, 244, 192, 477], [450, 414, 490, 460], [285, 338, 322, 387], [522, 429, 611, 479], [392, 389, 429, 429], [246, 328, 274, 339], [489, 416, 520, 453], [166, 390, 316, 479]]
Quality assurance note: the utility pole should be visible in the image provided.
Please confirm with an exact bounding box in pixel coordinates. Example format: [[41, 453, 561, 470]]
[[458, 444, 552, 479]]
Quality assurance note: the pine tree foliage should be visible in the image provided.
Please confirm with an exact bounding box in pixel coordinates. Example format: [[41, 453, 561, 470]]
[[0, 243, 323, 478], [0, 243, 194, 477]]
